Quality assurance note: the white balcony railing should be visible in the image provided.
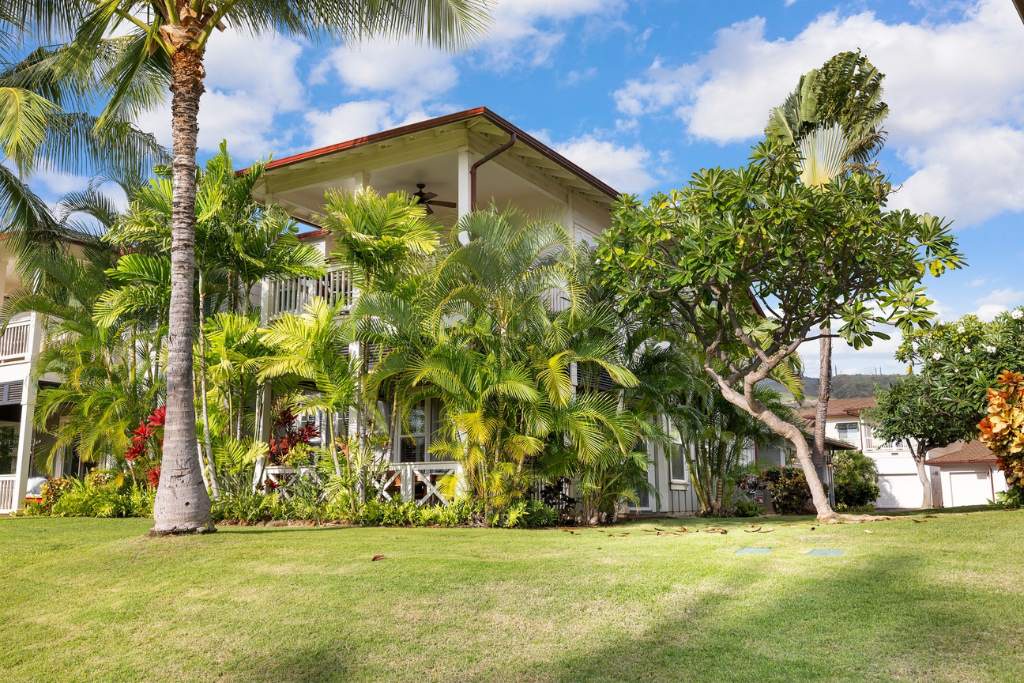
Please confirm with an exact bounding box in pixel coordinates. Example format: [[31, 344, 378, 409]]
[[266, 267, 353, 318], [0, 474, 15, 512], [0, 318, 31, 363], [376, 461, 462, 506]]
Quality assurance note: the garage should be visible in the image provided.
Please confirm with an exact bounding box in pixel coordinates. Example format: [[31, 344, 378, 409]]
[[926, 440, 1008, 509], [876, 472, 924, 509]]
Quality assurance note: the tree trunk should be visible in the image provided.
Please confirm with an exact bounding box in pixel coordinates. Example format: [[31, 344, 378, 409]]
[[814, 323, 832, 501], [914, 449, 934, 509], [152, 47, 212, 534], [711, 372, 837, 521]]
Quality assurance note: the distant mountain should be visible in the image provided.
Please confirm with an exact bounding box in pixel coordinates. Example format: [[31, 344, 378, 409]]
[[804, 373, 902, 399], [764, 373, 902, 405]]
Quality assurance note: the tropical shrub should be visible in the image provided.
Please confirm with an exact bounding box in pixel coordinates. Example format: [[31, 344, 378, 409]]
[[832, 450, 880, 509], [731, 495, 762, 518], [211, 490, 288, 524], [763, 467, 816, 514], [49, 473, 154, 518], [978, 370, 1024, 497]]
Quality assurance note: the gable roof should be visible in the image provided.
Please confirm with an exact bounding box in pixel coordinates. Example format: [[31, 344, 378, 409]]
[[799, 396, 877, 421], [257, 107, 619, 201], [926, 440, 997, 466]]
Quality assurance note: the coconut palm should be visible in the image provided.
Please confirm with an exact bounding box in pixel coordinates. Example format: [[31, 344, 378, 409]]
[[0, 22, 165, 258], [19, 0, 489, 532], [766, 50, 889, 482]]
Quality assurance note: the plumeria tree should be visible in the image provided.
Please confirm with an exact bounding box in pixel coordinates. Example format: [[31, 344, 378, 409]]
[[766, 50, 889, 478], [597, 138, 962, 521], [892, 308, 1024, 456]]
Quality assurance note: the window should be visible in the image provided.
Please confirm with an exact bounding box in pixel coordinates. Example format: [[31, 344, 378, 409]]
[[398, 401, 427, 462], [395, 399, 447, 463], [835, 422, 860, 444], [668, 441, 687, 483], [0, 425, 16, 474]]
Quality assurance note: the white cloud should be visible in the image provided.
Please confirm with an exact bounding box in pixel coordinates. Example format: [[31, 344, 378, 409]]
[[887, 126, 1024, 226], [135, 29, 306, 159], [321, 39, 459, 103], [304, 100, 397, 148], [614, 0, 1024, 226], [481, 0, 624, 68], [799, 330, 906, 376], [973, 288, 1024, 321], [553, 135, 657, 194]]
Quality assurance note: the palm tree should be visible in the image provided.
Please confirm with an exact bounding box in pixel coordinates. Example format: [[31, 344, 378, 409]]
[[20, 0, 489, 533], [104, 143, 326, 504], [0, 21, 164, 259], [766, 50, 889, 485]]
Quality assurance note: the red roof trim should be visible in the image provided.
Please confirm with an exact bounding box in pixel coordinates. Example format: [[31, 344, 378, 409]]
[[250, 107, 620, 199]]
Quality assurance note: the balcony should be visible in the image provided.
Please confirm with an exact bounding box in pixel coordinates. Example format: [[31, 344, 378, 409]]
[[0, 317, 32, 364], [265, 266, 354, 319]]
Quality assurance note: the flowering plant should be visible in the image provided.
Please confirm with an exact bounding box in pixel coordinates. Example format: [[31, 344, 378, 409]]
[[124, 406, 166, 487], [268, 409, 319, 466]]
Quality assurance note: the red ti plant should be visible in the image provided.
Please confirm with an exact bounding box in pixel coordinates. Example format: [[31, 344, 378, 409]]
[[268, 409, 319, 466], [125, 406, 167, 488]]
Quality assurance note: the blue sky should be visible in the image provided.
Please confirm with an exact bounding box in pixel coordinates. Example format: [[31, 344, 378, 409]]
[[29, 0, 1024, 376]]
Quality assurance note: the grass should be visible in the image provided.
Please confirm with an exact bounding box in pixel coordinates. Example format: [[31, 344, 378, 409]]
[[2, 510, 1023, 682]]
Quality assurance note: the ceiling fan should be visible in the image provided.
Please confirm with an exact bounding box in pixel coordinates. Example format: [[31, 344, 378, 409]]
[[413, 183, 456, 214]]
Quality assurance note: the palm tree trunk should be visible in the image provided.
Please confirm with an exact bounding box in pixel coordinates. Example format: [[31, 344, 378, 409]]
[[813, 323, 832, 494], [151, 47, 212, 534]]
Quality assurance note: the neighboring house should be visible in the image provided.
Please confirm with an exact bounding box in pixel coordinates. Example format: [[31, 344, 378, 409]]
[[0, 241, 55, 513], [926, 440, 1008, 508], [799, 397, 927, 509]]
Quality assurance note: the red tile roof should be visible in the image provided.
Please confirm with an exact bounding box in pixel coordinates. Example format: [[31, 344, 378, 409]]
[[926, 440, 997, 466], [246, 107, 619, 200], [799, 396, 877, 421]]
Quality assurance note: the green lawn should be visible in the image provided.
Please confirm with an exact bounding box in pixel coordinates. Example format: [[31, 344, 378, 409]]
[[2, 510, 1023, 682]]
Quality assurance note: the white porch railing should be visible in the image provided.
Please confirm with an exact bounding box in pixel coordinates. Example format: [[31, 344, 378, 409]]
[[544, 288, 571, 313], [0, 474, 15, 512], [376, 461, 462, 506], [267, 266, 354, 318], [0, 318, 31, 363]]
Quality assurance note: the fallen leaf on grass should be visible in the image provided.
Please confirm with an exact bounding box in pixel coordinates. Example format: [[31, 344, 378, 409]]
[[371, 554, 385, 562]]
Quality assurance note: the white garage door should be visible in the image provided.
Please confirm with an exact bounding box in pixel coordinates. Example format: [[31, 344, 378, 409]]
[[949, 470, 993, 507], [876, 473, 923, 509]]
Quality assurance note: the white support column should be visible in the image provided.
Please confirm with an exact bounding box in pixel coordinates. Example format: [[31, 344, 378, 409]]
[[12, 312, 42, 509], [0, 252, 9, 308], [564, 193, 575, 236], [457, 148, 472, 219]]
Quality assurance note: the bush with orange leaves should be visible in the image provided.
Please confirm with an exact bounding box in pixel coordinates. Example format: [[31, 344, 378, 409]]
[[978, 370, 1024, 494]]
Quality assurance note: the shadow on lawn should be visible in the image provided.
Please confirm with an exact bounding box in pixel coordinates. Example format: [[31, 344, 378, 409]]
[[224, 643, 352, 682], [528, 550, 1003, 682]]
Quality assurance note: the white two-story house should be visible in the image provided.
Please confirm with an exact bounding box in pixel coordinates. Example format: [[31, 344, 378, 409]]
[[248, 107, 713, 515], [800, 396, 928, 508]]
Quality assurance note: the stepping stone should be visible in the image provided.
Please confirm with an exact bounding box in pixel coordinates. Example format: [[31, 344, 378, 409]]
[[735, 547, 772, 556], [805, 548, 845, 557]]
